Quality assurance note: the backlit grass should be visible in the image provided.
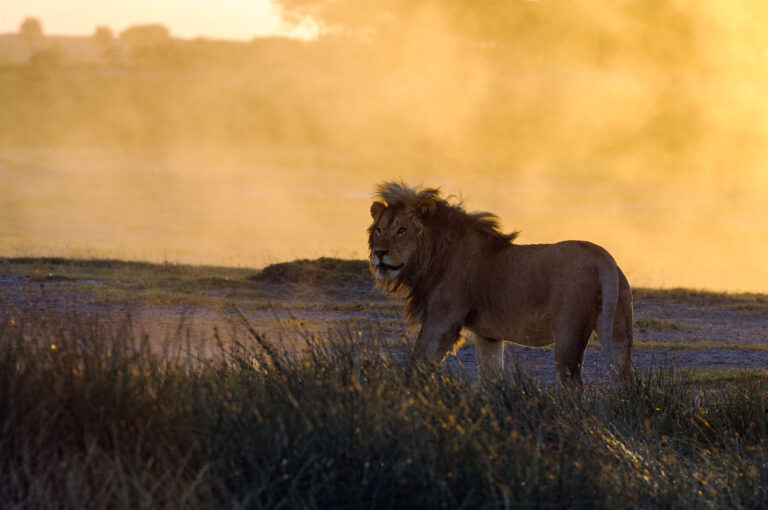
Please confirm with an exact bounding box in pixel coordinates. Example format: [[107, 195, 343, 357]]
[[0, 307, 766, 509]]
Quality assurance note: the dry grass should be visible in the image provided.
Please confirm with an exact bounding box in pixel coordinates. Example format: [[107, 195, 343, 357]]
[[634, 287, 768, 311], [634, 317, 688, 332], [0, 302, 766, 509]]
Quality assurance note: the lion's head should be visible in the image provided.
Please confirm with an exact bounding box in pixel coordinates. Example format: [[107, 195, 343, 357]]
[[368, 182, 516, 321], [367, 183, 437, 282]]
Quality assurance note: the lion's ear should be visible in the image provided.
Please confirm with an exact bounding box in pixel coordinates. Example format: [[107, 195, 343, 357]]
[[414, 197, 436, 222], [370, 201, 386, 219]]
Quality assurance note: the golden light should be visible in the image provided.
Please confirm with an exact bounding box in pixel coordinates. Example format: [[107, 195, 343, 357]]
[[0, 0, 767, 291]]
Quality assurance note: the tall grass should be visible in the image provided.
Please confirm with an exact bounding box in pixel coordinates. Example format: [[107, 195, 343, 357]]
[[0, 307, 765, 509]]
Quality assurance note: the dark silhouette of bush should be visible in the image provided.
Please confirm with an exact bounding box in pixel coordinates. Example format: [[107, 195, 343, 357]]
[[253, 257, 373, 287], [92, 25, 114, 46], [119, 23, 170, 47], [19, 17, 43, 41]]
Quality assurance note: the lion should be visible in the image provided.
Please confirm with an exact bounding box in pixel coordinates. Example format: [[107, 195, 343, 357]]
[[368, 181, 633, 387]]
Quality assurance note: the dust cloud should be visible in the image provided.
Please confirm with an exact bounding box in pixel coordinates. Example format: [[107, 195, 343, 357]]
[[0, 1, 767, 291]]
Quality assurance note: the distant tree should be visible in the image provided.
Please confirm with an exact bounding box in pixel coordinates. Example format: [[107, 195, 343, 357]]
[[92, 25, 114, 46], [19, 17, 43, 41], [117, 24, 187, 67], [119, 24, 170, 47]]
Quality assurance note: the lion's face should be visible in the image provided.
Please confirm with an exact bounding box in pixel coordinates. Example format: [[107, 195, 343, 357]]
[[368, 204, 421, 281]]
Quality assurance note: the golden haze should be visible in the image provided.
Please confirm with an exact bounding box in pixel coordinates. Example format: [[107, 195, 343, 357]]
[[0, 0, 767, 292]]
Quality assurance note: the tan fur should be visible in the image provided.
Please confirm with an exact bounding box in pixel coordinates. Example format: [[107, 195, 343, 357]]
[[368, 181, 633, 387]]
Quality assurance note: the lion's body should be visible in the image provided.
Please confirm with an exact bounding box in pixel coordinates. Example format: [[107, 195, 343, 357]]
[[368, 182, 633, 386]]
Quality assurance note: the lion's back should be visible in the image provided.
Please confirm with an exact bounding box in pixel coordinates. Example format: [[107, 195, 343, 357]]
[[468, 240, 616, 310]]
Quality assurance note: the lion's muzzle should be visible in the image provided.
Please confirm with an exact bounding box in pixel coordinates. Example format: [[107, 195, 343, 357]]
[[371, 250, 404, 280]]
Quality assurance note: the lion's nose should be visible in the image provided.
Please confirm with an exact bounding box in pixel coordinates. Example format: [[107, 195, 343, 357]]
[[373, 249, 388, 259]]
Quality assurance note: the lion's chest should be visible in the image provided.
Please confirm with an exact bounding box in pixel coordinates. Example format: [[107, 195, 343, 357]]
[[465, 307, 554, 348]]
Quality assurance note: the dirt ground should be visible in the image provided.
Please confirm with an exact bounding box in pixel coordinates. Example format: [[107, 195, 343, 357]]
[[1, 273, 766, 384]]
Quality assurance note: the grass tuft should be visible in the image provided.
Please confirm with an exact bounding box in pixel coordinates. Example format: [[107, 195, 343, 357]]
[[634, 317, 687, 332]]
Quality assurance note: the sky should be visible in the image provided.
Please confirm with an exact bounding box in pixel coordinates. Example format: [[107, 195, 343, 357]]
[[0, 0, 314, 39]]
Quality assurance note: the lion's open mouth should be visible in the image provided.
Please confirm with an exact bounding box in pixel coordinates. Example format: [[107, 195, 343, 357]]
[[377, 263, 403, 272]]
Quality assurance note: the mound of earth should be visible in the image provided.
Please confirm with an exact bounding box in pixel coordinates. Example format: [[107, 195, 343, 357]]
[[253, 257, 373, 287]]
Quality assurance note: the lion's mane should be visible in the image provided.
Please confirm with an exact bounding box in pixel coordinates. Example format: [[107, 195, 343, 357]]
[[369, 181, 519, 326]]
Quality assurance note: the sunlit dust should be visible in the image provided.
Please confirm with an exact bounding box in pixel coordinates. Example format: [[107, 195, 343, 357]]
[[0, 1, 767, 292]]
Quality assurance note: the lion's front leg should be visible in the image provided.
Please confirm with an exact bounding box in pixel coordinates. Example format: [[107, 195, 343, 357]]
[[409, 320, 463, 371]]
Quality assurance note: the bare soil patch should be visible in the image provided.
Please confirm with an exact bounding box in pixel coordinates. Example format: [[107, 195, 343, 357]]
[[1, 260, 766, 384]]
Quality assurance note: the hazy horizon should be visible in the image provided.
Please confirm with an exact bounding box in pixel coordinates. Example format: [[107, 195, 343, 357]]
[[1, 0, 767, 293], [0, 0, 314, 40]]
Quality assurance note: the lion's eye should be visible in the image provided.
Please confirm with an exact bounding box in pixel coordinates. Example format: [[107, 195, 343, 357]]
[[397, 227, 406, 236], [375, 226, 383, 235]]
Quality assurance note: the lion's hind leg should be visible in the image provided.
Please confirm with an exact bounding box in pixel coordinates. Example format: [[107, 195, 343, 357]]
[[475, 335, 504, 384], [596, 273, 633, 381], [611, 275, 634, 379], [553, 317, 593, 389]]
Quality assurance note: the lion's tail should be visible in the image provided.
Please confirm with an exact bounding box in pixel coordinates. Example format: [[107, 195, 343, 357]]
[[597, 259, 620, 380]]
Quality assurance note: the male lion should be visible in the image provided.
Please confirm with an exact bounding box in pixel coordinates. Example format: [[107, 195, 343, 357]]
[[368, 181, 633, 387]]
